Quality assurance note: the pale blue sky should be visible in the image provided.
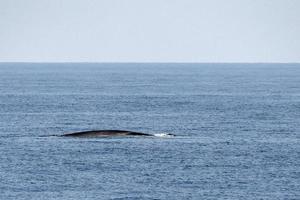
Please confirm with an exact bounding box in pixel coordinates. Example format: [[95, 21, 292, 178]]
[[0, 0, 299, 62]]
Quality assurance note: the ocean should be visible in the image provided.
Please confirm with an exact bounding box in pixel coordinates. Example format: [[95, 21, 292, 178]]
[[0, 63, 299, 199]]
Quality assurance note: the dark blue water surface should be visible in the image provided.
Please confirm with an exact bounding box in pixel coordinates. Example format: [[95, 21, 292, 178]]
[[0, 63, 299, 199]]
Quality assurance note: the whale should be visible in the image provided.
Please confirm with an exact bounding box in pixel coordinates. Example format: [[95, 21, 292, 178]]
[[61, 130, 174, 137]]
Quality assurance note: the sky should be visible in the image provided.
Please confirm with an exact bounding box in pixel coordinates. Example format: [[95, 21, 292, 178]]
[[0, 0, 299, 62]]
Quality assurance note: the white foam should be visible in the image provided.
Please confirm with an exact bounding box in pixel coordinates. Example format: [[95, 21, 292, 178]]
[[153, 133, 175, 138]]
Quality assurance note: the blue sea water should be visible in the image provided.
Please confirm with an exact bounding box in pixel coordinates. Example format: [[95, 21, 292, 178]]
[[0, 63, 299, 199]]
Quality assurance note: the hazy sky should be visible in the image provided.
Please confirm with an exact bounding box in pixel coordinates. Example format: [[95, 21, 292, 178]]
[[0, 0, 299, 62]]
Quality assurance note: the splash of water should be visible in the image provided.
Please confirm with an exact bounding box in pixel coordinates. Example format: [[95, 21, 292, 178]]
[[153, 133, 175, 138]]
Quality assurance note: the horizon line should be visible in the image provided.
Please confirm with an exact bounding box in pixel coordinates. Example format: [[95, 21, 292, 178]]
[[0, 61, 299, 64]]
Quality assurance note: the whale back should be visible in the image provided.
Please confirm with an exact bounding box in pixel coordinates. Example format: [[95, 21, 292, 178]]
[[62, 130, 152, 137]]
